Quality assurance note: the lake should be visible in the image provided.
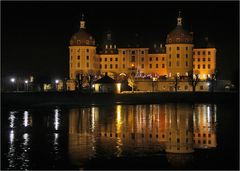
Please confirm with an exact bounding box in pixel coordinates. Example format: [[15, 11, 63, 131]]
[[1, 103, 239, 170]]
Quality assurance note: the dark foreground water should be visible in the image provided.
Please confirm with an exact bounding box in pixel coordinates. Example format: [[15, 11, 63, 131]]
[[1, 103, 239, 170]]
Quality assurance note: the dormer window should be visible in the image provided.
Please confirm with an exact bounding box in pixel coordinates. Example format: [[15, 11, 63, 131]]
[[105, 45, 108, 49], [110, 45, 112, 49]]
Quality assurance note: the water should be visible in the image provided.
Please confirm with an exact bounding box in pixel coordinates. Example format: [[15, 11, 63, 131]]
[[1, 103, 239, 170]]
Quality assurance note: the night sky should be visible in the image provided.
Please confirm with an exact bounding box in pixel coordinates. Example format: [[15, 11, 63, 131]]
[[2, 1, 239, 83]]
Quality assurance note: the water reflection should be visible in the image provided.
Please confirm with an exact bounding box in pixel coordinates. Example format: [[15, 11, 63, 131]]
[[68, 104, 217, 167], [54, 109, 60, 130]]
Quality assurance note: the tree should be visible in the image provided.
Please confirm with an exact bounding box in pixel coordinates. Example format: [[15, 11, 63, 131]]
[[188, 73, 200, 92]]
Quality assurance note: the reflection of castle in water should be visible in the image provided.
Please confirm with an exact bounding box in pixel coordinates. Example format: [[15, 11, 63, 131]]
[[68, 104, 217, 166]]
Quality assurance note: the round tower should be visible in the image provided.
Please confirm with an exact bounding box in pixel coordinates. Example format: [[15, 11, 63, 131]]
[[166, 12, 194, 78]]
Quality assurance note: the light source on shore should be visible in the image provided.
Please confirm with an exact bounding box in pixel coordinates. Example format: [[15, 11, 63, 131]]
[[10, 78, 15, 83], [117, 83, 121, 93], [24, 80, 28, 84], [55, 79, 59, 84]]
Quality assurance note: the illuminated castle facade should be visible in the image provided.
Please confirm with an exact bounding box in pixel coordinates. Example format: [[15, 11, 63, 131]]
[[67, 13, 216, 91]]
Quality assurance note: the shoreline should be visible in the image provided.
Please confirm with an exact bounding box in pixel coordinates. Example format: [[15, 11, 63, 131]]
[[1, 91, 238, 108]]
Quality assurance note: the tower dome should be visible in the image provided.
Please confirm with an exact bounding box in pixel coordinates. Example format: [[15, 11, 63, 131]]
[[166, 12, 193, 44], [70, 14, 95, 46]]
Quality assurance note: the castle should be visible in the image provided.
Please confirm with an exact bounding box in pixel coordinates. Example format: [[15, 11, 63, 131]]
[[66, 12, 216, 91]]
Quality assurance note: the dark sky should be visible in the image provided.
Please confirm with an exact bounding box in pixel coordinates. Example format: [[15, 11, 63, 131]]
[[1, 1, 239, 82]]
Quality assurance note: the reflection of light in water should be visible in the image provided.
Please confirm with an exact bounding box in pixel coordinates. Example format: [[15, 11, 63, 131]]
[[21, 133, 30, 170], [54, 109, 60, 130], [54, 133, 59, 145], [8, 130, 15, 169], [23, 111, 29, 127], [10, 130, 14, 144], [9, 111, 16, 128], [91, 107, 95, 131], [214, 105, 217, 123], [115, 105, 123, 157]]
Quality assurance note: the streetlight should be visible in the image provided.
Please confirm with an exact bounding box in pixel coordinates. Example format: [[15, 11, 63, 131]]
[[24, 80, 29, 91], [55, 79, 59, 91], [10, 78, 16, 91]]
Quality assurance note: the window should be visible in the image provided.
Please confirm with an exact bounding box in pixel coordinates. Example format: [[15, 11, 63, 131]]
[[203, 133, 206, 137], [198, 65, 200, 69], [150, 57, 152, 61], [203, 58, 206, 62], [208, 64, 211, 69], [186, 61, 188, 67], [100, 64, 102, 69], [156, 57, 158, 61], [149, 64, 152, 68], [198, 140, 201, 144], [77, 56, 80, 60], [177, 54, 180, 58], [208, 134, 211, 138], [169, 54, 171, 58], [141, 57, 144, 61], [200, 85, 204, 90], [131, 56, 135, 62], [162, 57, 165, 61], [208, 140, 211, 144], [123, 57, 125, 61], [208, 51, 211, 55], [162, 64, 165, 68], [177, 61, 180, 67], [169, 47, 171, 51], [132, 51, 135, 54], [186, 47, 188, 50], [123, 64, 125, 68], [169, 62, 171, 67], [141, 51, 144, 54], [185, 85, 188, 90], [198, 58, 200, 62], [186, 138, 188, 143], [110, 64, 112, 69], [105, 64, 107, 69], [177, 138, 180, 143], [123, 51, 125, 54], [110, 58, 112, 61], [115, 58, 118, 61], [141, 64, 144, 69], [115, 64, 118, 68], [156, 64, 158, 68], [203, 140, 206, 144], [203, 64, 206, 69], [203, 51, 206, 55], [198, 133, 201, 137], [198, 51, 200, 55], [177, 47, 180, 50], [186, 54, 188, 58], [87, 63, 89, 68], [77, 63, 80, 67], [193, 65, 195, 69], [105, 58, 107, 62], [100, 58, 102, 62], [208, 58, 211, 61], [86, 49, 89, 52], [86, 56, 89, 60]]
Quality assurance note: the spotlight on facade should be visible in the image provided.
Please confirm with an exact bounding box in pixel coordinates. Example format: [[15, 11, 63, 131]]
[[55, 80, 59, 84], [10, 78, 15, 83]]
